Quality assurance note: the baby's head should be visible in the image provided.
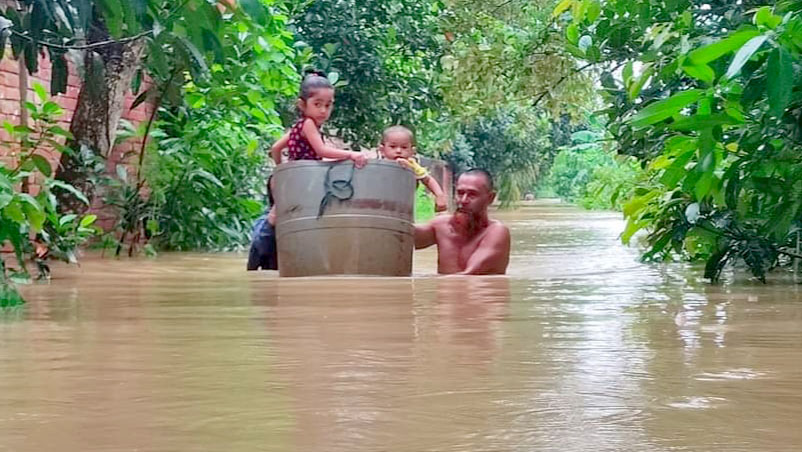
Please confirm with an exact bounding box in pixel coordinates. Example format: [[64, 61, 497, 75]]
[[380, 125, 415, 160]]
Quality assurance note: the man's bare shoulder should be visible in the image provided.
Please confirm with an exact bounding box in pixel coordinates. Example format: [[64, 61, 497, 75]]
[[429, 214, 453, 228], [487, 219, 510, 234]]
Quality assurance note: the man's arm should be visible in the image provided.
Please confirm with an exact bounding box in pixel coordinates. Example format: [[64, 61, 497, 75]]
[[459, 223, 510, 275], [414, 222, 437, 249]]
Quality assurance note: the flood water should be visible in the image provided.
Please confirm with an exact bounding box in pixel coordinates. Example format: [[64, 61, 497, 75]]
[[3, 202, 802, 451]]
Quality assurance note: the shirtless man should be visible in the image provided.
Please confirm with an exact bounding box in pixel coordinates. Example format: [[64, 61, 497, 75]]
[[414, 169, 511, 275]]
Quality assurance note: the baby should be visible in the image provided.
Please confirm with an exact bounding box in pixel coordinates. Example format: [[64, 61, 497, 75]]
[[380, 126, 447, 212]]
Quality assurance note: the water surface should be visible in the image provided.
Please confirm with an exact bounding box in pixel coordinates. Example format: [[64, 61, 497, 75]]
[[3, 202, 802, 451]]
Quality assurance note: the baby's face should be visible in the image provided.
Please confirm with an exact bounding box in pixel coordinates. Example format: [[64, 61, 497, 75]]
[[381, 131, 415, 160]]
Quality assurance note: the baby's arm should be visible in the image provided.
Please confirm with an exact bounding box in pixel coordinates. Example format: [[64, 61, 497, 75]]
[[271, 132, 290, 164], [301, 119, 367, 168], [422, 175, 448, 212]]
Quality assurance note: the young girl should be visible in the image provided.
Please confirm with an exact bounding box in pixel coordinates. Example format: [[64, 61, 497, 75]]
[[271, 70, 367, 167]]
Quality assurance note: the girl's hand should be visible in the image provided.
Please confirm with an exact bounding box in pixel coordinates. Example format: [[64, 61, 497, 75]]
[[350, 152, 368, 168], [434, 195, 448, 212]]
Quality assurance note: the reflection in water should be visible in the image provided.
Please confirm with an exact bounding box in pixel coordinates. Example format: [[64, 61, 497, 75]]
[[2, 202, 802, 451]]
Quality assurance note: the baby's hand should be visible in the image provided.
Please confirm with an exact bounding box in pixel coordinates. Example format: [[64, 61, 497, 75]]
[[434, 195, 448, 212], [395, 158, 413, 170], [351, 152, 368, 168]]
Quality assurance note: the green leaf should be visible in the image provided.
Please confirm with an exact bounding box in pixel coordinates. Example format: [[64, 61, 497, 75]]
[[59, 213, 77, 227], [0, 24, 6, 61], [80, 214, 97, 228], [623, 62, 633, 86], [669, 113, 740, 131], [131, 68, 143, 95], [630, 89, 705, 128], [130, 88, 151, 110], [327, 72, 340, 85], [97, 0, 123, 37], [3, 200, 25, 224], [42, 101, 62, 116], [116, 164, 128, 182], [754, 6, 781, 29], [31, 154, 52, 177], [24, 42, 38, 74], [622, 191, 658, 218], [50, 50, 69, 95], [240, 0, 268, 25], [191, 169, 223, 188], [566, 23, 579, 44], [33, 83, 48, 102], [767, 47, 793, 117], [553, 0, 573, 17], [682, 63, 715, 84], [726, 35, 768, 79], [178, 36, 210, 79], [688, 28, 760, 65], [621, 217, 646, 244], [628, 64, 654, 100], [0, 173, 13, 209], [23, 202, 45, 231], [704, 248, 729, 282], [130, 88, 151, 111], [47, 125, 72, 139], [586, 1, 601, 23], [49, 179, 89, 205]]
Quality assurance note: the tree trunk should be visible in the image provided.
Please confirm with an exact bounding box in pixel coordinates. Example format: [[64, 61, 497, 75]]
[[56, 20, 145, 212]]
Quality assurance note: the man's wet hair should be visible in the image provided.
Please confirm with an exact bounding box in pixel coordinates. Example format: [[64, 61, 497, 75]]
[[459, 168, 495, 191]]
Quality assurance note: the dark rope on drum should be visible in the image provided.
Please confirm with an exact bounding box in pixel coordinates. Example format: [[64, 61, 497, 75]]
[[317, 162, 356, 219]]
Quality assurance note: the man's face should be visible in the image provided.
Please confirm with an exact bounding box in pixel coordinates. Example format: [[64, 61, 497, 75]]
[[455, 173, 495, 216]]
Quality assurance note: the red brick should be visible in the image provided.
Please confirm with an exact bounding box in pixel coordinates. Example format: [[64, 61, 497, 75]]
[[0, 99, 20, 115], [2, 85, 20, 101], [56, 95, 77, 112], [1, 71, 19, 89], [0, 58, 17, 73]]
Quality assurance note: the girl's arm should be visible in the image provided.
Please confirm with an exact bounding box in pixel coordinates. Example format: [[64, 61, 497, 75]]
[[301, 119, 367, 168], [422, 175, 448, 212], [271, 132, 290, 164]]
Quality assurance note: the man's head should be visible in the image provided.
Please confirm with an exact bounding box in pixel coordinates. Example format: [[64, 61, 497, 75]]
[[379, 125, 415, 160], [455, 168, 495, 216]]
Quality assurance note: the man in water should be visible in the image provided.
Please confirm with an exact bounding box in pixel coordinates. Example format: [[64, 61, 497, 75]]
[[414, 169, 510, 275]]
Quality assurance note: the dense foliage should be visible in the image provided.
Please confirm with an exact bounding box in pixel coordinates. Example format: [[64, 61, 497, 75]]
[[288, 0, 446, 151], [448, 106, 553, 207], [554, 0, 802, 281], [1, 87, 97, 304]]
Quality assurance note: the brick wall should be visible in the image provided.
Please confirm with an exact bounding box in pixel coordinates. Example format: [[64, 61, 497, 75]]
[[1, 24, 153, 228]]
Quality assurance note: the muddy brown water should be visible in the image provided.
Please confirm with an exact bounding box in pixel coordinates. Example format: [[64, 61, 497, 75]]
[[3, 202, 802, 451]]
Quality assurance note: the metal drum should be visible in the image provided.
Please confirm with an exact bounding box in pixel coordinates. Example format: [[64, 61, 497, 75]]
[[273, 160, 415, 277]]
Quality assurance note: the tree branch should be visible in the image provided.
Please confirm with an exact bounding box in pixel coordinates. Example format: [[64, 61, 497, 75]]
[[532, 61, 595, 107]]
